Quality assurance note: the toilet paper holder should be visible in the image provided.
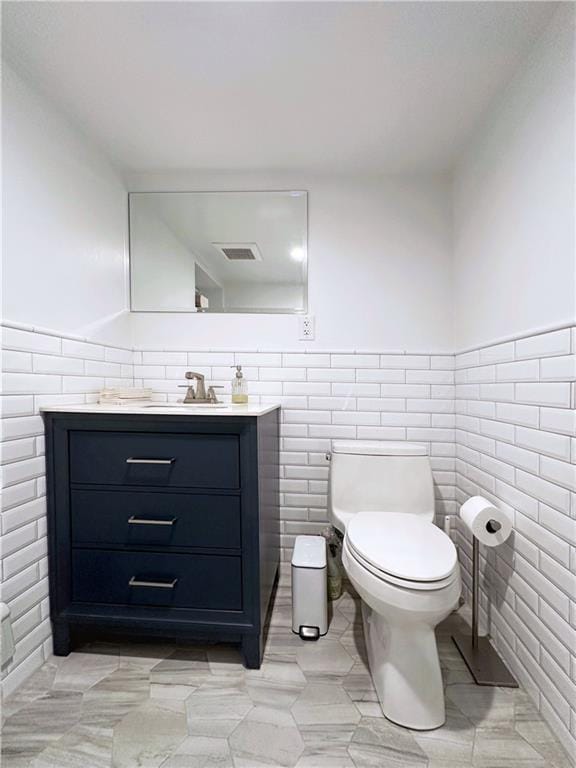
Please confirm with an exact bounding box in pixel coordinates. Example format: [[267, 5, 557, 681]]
[[452, 529, 518, 688]]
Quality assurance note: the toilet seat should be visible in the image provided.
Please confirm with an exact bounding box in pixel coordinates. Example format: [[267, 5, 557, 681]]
[[346, 511, 459, 591], [346, 541, 459, 591]]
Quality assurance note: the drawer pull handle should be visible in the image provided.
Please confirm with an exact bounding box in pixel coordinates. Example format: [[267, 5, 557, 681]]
[[128, 516, 176, 526], [126, 458, 175, 465], [128, 577, 178, 589]]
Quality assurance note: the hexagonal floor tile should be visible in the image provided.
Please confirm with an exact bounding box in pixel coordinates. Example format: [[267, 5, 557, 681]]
[[185, 681, 253, 737], [348, 716, 428, 767], [445, 683, 516, 726], [112, 699, 188, 768], [296, 640, 355, 679], [245, 659, 307, 710], [29, 724, 113, 768], [161, 736, 233, 768], [292, 684, 361, 728], [51, 651, 120, 693], [229, 706, 305, 767], [150, 648, 212, 689], [411, 700, 475, 766], [2, 691, 84, 767], [81, 665, 150, 729], [295, 744, 357, 767], [477, 727, 549, 767], [205, 645, 248, 679]]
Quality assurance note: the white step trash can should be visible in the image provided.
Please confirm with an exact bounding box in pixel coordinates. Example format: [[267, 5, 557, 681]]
[[291, 535, 328, 640]]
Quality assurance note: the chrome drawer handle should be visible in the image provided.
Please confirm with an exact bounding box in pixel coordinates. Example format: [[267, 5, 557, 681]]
[[128, 516, 176, 526], [126, 458, 175, 465], [129, 577, 178, 589]]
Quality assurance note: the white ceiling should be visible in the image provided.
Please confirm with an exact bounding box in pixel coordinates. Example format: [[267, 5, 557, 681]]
[[2, 1, 555, 174]]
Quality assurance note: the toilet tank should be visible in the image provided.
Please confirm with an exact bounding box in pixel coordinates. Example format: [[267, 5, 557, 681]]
[[328, 441, 435, 531]]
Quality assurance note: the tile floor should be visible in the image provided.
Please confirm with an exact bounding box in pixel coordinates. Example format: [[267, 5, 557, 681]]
[[2, 583, 572, 768]]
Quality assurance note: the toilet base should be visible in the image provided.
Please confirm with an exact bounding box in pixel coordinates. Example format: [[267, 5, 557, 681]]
[[362, 602, 446, 730]]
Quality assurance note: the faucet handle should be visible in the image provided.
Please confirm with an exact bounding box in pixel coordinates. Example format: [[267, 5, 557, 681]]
[[207, 385, 224, 404]]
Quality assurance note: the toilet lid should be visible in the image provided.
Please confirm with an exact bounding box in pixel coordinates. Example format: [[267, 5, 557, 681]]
[[346, 512, 457, 583]]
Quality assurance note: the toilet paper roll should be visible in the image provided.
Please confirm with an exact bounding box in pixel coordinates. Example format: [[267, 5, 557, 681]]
[[460, 496, 512, 547]]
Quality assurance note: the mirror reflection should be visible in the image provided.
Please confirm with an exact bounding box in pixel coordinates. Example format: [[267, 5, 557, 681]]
[[129, 191, 307, 313]]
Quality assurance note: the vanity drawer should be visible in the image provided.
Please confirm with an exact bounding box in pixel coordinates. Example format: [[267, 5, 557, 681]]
[[69, 431, 240, 489], [71, 490, 241, 549], [72, 550, 242, 610]]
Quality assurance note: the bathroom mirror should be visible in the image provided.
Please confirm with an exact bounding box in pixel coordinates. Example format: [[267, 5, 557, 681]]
[[129, 191, 308, 313]]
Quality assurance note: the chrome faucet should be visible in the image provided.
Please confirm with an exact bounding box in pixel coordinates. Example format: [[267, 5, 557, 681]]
[[179, 372, 222, 404]]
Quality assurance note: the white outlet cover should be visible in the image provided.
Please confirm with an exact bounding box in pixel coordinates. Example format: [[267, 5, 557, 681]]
[[299, 314, 315, 340]]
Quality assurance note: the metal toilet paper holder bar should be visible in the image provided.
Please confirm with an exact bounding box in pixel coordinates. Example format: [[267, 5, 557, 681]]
[[452, 520, 518, 688]]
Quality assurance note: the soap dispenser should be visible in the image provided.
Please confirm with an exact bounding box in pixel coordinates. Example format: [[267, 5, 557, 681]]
[[231, 365, 248, 404]]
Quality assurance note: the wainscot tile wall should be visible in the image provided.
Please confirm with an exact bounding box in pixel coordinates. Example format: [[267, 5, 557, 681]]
[[2, 320, 575, 763], [454, 327, 576, 759], [131, 347, 458, 557], [1, 322, 134, 697], [1, 323, 458, 700]]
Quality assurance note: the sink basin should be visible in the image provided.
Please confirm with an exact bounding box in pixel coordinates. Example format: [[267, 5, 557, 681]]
[[143, 403, 227, 410]]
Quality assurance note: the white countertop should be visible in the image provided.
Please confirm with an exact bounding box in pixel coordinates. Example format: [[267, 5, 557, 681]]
[[40, 402, 280, 417]]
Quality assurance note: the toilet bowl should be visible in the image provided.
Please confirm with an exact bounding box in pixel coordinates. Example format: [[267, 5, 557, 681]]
[[328, 441, 462, 730], [343, 512, 461, 729]]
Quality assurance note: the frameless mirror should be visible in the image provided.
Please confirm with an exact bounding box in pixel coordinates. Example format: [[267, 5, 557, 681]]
[[129, 191, 307, 313]]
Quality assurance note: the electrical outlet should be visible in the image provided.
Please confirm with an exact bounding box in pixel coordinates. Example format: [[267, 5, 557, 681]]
[[299, 314, 315, 340]]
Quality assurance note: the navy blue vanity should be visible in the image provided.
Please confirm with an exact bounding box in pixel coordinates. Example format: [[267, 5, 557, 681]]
[[43, 404, 280, 668]]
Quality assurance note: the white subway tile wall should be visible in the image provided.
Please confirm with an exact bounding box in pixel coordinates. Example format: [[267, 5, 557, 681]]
[[2, 321, 575, 760], [131, 348, 458, 553], [455, 327, 576, 758], [1, 324, 134, 697], [1, 324, 458, 697]]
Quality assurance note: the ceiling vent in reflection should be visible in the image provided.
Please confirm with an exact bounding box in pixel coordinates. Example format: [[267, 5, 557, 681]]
[[212, 243, 263, 261]]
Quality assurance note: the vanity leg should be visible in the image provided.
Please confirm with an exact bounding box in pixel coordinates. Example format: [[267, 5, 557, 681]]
[[52, 621, 71, 656], [241, 634, 262, 669]]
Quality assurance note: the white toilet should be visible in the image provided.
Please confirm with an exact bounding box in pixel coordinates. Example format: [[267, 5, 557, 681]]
[[329, 440, 461, 731]]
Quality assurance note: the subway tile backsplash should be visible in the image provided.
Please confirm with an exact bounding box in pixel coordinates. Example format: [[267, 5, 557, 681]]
[[131, 348, 458, 560], [1, 321, 575, 756]]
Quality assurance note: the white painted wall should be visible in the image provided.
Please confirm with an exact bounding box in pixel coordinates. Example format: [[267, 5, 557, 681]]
[[4, 6, 571, 356], [127, 172, 453, 351], [453, 5, 576, 351], [2, 65, 129, 344]]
